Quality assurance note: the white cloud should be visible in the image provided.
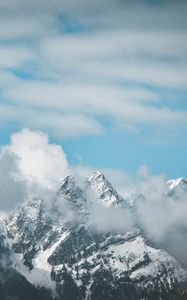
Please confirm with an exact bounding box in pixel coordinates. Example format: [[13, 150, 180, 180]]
[[0, 104, 102, 138], [73, 165, 130, 192], [82, 59, 187, 88], [0, 128, 70, 212], [2, 79, 186, 140], [4, 80, 158, 109], [6, 128, 69, 189], [133, 167, 187, 265], [1, 0, 187, 30], [41, 30, 187, 66], [0, 15, 57, 40], [88, 199, 133, 233], [0, 150, 27, 212], [0, 0, 187, 142], [0, 45, 34, 68]]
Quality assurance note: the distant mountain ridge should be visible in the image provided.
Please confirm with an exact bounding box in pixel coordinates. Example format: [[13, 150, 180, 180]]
[[1, 172, 187, 300]]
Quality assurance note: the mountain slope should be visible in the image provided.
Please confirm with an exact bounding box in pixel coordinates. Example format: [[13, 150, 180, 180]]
[[2, 172, 187, 300]]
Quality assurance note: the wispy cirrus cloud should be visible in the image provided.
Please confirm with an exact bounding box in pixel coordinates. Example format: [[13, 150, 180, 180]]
[[0, 0, 187, 141], [0, 44, 34, 68]]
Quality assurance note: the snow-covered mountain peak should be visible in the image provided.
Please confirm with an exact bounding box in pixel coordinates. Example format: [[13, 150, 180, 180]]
[[167, 178, 187, 197], [59, 174, 75, 189], [167, 178, 187, 190], [59, 173, 89, 192], [6, 197, 44, 229], [88, 171, 124, 206], [58, 171, 125, 210], [89, 170, 104, 180], [2, 172, 187, 299], [58, 174, 89, 214]]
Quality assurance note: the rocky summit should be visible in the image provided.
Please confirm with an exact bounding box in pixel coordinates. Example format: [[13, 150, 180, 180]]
[[0, 172, 187, 300]]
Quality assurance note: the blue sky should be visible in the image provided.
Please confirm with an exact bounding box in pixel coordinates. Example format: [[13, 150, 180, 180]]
[[0, 0, 187, 179]]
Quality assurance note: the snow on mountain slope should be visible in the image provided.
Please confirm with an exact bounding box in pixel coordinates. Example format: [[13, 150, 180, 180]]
[[3, 172, 187, 299], [0, 220, 10, 255], [167, 178, 187, 192], [88, 171, 124, 207], [14, 230, 70, 291], [50, 226, 187, 299], [58, 171, 126, 212]]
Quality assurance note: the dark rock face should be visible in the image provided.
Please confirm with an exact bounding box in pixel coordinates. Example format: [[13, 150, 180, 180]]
[[1, 173, 187, 300], [48, 225, 106, 266], [5, 198, 53, 270], [0, 267, 54, 300], [0, 222, 53, 300]]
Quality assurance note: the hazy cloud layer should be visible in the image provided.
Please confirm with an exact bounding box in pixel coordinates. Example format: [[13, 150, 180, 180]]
[[134, 167, 187, 266], [0, 150, 27, 212]]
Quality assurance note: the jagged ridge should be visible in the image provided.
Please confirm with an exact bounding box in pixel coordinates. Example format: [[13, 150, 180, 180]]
[[1, 172, 187, 300]]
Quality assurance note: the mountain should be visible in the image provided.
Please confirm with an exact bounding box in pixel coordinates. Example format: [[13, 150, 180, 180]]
[[167, 178, 187, 196], [1, 172, 187, 300]]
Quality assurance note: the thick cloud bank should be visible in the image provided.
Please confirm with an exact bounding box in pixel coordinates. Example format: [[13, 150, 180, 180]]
[[0, 129, 69, 212], [134, 167, 187, 266], [7, 128, 69, 189], [0, 150, 26, 212]]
